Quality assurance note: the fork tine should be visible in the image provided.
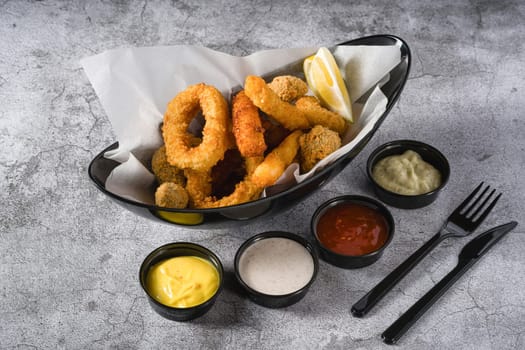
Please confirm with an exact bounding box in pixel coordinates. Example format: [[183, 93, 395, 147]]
[[469, 188, 496, 219], [454, 182, 484, 214], [463, 185, 490, 216], [472, 192, 502, 225]]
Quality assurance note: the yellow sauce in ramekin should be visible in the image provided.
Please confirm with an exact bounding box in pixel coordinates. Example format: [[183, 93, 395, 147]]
[[146, 256, 220, 308]]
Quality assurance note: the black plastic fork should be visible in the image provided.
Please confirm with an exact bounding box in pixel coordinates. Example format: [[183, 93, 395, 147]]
[[351, 182, 501, 317]]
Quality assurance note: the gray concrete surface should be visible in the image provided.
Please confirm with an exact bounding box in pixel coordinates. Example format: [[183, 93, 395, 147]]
[[1, 1, 524, 349]]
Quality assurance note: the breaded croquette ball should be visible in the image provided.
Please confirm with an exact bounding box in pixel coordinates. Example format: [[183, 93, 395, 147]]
[[299, 125, 341, 173], [268, 75, 308, 102], [151, 145, 186, 185], [155, 182, 189, 208]]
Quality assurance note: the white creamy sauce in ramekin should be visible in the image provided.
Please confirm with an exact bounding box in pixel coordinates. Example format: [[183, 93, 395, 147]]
[[238, 237, 314, 295]]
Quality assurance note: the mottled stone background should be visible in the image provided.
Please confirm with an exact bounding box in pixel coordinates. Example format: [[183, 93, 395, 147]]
[[1, 1, 524, 349]]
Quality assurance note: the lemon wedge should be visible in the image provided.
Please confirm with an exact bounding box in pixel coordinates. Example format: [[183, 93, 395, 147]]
[[304, 47, 353, 122]]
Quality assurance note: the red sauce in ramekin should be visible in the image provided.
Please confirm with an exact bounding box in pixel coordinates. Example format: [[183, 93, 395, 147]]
[[316, 202, 389, 256]]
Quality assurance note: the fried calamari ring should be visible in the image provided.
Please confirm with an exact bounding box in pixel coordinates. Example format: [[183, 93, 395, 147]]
[[295, 96, 348, 135], [194, 180, 262, 209], [250, 130, 303, 188], [244, 75, 310, 131], [232, 91, 267, 157], [268, 75, 308, 102], [190, 154, 263, 209], [151, 145, 186, 186], [155, 182, 189, 208], [163, 83, 231, 171], [211, 148, 246, 198]]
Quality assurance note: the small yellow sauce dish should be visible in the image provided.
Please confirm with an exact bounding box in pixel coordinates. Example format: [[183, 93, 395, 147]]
[[146, 256, 220, 308], [139, 243, 223, 321]]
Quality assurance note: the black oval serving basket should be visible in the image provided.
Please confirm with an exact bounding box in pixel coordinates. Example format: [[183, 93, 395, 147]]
[[88, 34, 411, 228]]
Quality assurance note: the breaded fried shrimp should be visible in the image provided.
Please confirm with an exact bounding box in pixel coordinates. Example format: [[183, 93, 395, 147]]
[[232, 91, 267, 157], [244, 76, 310, 131], [250, 130, 303, 188], [295, 96, 348, 135]]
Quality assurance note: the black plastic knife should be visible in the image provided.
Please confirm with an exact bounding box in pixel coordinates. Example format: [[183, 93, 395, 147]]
[[382, 221, 518, 345]]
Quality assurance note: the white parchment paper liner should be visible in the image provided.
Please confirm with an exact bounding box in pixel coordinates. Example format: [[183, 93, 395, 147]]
[[81, 44, 401, 205]]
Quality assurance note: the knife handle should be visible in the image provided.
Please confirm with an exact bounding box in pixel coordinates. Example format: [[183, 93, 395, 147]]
[[351, 232, 444, 317], [381, 261, 472, 344]]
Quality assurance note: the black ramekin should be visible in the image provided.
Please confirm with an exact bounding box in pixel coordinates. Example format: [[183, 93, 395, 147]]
[[139, 242, 223, 321], [311, 195, 395, 269], [366, 140, 450, 209], [234, 231, 319, 308]]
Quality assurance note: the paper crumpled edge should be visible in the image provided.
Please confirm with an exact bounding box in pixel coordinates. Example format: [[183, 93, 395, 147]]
[[81, 44, 401, 205]]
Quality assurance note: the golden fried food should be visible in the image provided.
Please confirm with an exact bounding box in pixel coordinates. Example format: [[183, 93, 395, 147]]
[[299, 125, 341, 173], [211, 148, 246, 198], [261, 117, 291, 150], [244, 156, 264, 176], [151, 145, 186, 185], [295, 96, 348, 135], [268, 75, 308, 102], [250, 130, 303, 188], [155, 182, 189, 208], [184, 168, 212, 207], [153, 74, 347, 209], [190, 154, 262, 209], [244, 75, 310, 131], [162, 83, 231, 171], [192, 132, 302, 208], [194, 180, 262, 209], [232, 91, 267, 157]]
